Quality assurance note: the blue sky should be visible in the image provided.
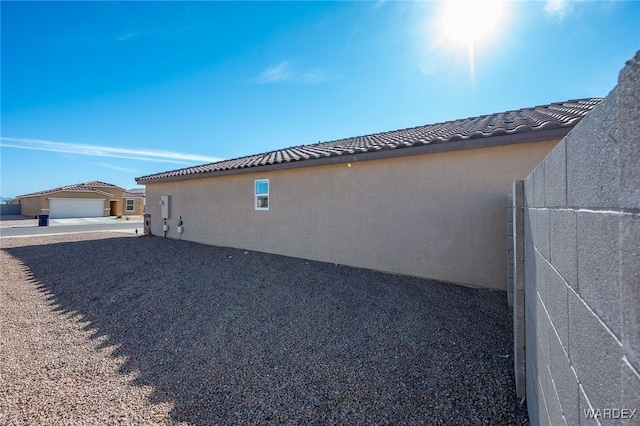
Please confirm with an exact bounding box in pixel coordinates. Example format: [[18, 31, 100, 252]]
[[1, 1, 638, 198]]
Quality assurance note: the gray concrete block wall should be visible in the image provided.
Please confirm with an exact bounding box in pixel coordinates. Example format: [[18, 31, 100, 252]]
[[508, 193, 515, 308], [511, 181, 526, 398], [0, 204, 21, 215], [521, 51, 640, 425]]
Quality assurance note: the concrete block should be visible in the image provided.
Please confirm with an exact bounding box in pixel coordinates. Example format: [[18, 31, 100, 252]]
[[514, 321, 526, 399], [513, 180, 525, 314], [538, 292, 551, 366], [514, 271, 524, 316], [538, 367, 553, 426], [617, 52, 640, 210], [549, 208, 578, 290], [531, 208, 539, 250], [577, 211, 622, 338], [524, 171, 535, 208], [525, 207, 535, 260], [566, 93, 620, 208], [544, 140, 568, 207], [545, 364, 568, 426], [621, 213, 640, 373], [537, 208, 550, 261], [546, 264, 569, 350], [549, 325, 580, 425], [510, 276, 517, 303], [540, 365, 554, 426], [526, 303, 541, 423], [513, 181, 524, 235], [514, 179, 524, 205], [568, 289, 623, 412], [525, 208, 536, 294], [508, 240, 514, 307], [579, 384, 599, 426], [508, 256, 514, 277], [536, 250, 547, 303], [534, 161, 546, 208], [539, 409, 552, 426], [526, 266, 538, 336], [621, 359, 640, 426], [514, 183, 526, 397], [515, 281, 524, 322]]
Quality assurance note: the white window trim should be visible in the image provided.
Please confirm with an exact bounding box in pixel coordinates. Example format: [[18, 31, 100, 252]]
[[254, 179, 269, 210], [125, 199, 136, 212]]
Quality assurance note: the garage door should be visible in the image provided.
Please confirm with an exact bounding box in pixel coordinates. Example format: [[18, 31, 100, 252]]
[[49, 199, 104, 218]]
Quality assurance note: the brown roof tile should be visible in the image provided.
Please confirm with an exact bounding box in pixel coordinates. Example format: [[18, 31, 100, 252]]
[[136, 98, 602, 184], [122, 191, 145, 198]]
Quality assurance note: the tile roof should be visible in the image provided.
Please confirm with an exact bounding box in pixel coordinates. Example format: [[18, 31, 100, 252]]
[[136, 98, 602, 184], [123, 191, 145, 198], [81, 181, 122, 188], [17, 181, 125, 198]]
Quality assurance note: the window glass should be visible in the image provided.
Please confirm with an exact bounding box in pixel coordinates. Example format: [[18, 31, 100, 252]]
[[255, 180, 269, 194], [256, 196, 268, 209], [255, 179, 269, 210], [126, 199, 135, 211]]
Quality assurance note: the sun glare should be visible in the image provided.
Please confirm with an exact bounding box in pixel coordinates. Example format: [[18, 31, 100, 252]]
[[433, 0, 506, 82], [440, 1, 504, 45]]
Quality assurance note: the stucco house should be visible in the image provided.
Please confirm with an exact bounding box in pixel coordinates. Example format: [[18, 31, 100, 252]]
[[136, 99, 600, 290], [15, 181, 145, 218]]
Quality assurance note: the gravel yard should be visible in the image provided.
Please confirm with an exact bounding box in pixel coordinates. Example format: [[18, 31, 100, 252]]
[[1, 232, 529, 425]]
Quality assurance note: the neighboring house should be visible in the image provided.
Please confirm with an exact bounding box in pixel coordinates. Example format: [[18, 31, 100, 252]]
[[15, 181, 145, 218], [136, 99, 601, 290]]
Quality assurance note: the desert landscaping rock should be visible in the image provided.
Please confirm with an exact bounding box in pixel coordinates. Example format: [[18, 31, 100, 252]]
[[1, 232, 529, 425]]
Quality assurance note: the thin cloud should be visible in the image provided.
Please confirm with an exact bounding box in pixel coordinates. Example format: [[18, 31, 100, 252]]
[[252, 61, 328, 85], [544, 0, 567, 19], [117, 32, 139, 41], [545, 0, 571, 20], [0, 137, 222, 165], [116, 25, 190, 44], [91, 162, 140, 173], [297, 69, 328, 84], [374, 0, 388, 9], [254, 61, 294, 83]]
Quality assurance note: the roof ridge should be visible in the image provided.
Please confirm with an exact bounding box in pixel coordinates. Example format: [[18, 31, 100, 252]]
[[268, 98, 602, 149], [136, 97, 603, 183], [16, 181, 125, 198]]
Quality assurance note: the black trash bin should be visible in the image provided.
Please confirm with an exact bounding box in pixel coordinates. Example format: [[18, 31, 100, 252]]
[[38, 214, 49, 226]]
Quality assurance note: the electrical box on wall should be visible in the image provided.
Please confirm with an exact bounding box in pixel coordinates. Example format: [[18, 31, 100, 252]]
[[160, 195, 170, 219]]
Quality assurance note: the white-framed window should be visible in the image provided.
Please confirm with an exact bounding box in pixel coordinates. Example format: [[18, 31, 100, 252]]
[[255, 179, 269, 210], [125, 199, 135, 212]]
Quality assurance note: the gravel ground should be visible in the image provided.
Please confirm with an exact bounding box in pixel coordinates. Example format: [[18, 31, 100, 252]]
[[1, 232, 529, 425]]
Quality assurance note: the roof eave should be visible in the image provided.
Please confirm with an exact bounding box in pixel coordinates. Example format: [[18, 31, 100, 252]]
[[16, 189, 99, 199], [136, 127, 571, 185]]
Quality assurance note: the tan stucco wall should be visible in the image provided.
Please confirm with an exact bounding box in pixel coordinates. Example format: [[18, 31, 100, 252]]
[[145, 140, 558, 289], [123, 198, 145, 216], [19, 195, 48, 217]]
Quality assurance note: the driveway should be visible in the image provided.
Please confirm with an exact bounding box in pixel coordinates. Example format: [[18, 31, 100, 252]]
[[0, 215, 142, 237], [0, 232, 528, 425]]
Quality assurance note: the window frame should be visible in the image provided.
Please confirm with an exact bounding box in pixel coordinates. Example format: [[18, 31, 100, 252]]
[[125, 199, 136, 212], [254, 179, 269, 210]]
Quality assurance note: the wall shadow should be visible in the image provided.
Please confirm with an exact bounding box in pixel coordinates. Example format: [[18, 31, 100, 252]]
[[4, 236, 529, 425]]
